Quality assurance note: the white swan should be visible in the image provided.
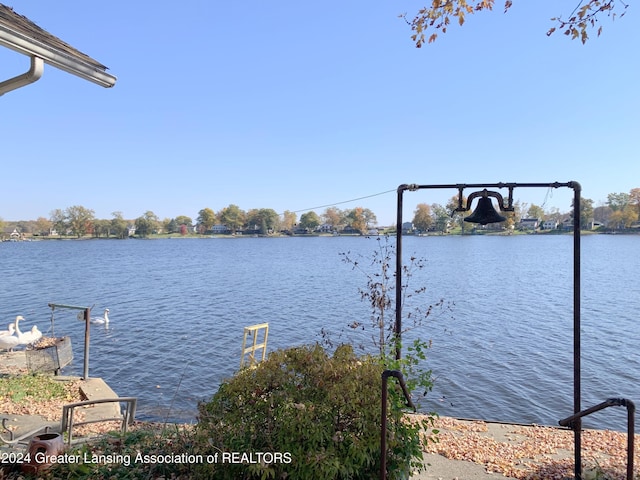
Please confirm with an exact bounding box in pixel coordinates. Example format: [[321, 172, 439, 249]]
[[76, 308, 110, 326], [0, 329, 19, 351], [90, 309, 110, 325], [0, 323, 15, 337], [14, 315, 43, 345]]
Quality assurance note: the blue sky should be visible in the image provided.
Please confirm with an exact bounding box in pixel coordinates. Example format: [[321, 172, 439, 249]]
[[1, 1, 638, 225]]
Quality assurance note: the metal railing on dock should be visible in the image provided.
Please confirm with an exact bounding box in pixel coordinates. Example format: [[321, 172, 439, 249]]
[[380, 370, 415, 480], [559, 397, 636, 480], [61, 397, 137, 445]]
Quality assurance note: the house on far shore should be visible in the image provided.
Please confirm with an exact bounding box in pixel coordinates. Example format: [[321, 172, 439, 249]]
[[589, 221, 604, 230], [542, 220, 558, 230], [341, 226, 361, 235], [519, 218, 539, 230], [211, 225, 231, 234], [401, 222, 414, 234], [315, 224, 334, 234]]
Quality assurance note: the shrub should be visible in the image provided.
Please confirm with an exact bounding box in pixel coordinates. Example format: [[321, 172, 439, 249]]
[[39, 425, 195, 480], [195, 343, 421, 480]]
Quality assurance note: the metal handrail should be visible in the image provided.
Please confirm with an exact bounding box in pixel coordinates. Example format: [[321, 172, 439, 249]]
[[61, 397, 137, 445], [380, 370, 416, 480], [0, 417, 53, 446], [559, 398, 635, 480]]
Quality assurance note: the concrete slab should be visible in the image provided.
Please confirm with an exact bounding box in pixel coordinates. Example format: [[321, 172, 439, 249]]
[[77, 377, 122, 422], [1, 354, 125, 449], [413, 453, 517, 479], [0, 414, 58, 444]]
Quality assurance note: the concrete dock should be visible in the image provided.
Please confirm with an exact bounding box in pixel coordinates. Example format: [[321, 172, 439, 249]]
[[1, 350, 125, 446]]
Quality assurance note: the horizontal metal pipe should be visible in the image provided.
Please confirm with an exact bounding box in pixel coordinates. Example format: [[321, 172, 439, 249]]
[[48, 303, 91, 311], [559, 398, 635, 480], [399, 182, 575, 192]]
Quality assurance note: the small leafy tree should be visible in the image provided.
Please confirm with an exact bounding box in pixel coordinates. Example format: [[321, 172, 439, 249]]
[[337, 235, 448, 357], [332, 235, 450, 477]]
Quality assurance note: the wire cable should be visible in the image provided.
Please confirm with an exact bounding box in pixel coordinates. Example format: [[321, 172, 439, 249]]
[[287, 189, 396, 214]]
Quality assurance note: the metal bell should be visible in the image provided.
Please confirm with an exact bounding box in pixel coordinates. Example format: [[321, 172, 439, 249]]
[[464, 196, 506, 225]]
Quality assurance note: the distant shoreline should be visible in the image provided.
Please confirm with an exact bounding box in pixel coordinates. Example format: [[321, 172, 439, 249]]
[[4, 228, 639, 242]]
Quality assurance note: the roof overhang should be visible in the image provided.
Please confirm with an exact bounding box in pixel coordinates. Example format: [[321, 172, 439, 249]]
[[0, 24, 117, 88], [0, 5, 116, 93]]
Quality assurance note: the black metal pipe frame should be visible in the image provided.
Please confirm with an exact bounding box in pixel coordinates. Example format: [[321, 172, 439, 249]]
[[559, 398, 635, 480], [380, 370, 416, 480], [394, 181, 586, 477], [47, 303, 92, 379]]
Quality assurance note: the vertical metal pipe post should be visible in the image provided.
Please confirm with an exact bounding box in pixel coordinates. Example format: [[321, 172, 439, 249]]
[[572, 182, 582, 479], [83, 307, 90, 379], [380, 371, 390, 480], [626, 400, 635, 480], [380, 370, 416, 480], [395, 185, 406, 361]]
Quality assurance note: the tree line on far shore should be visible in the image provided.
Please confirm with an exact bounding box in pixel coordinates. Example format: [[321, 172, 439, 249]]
[[0, 205, 379, 239], [2, 187, 639, 239]]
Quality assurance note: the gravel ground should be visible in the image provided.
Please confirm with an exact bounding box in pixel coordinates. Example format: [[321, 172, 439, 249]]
[[417, 416, 638, 479]]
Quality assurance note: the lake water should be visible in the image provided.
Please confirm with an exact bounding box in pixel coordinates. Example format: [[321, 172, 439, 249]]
[[1, 234, 638, 431]]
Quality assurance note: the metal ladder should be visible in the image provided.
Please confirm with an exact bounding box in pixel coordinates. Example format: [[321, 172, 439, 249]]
[[240, 323, 269, 368]]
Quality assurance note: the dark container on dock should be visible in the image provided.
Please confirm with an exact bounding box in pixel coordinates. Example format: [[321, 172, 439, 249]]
[[26, 336, 73, 374]]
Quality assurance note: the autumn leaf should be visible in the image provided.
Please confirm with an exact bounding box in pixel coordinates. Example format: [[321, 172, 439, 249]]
[[581, 29, 589, 43], [406, 0, 627, 46]]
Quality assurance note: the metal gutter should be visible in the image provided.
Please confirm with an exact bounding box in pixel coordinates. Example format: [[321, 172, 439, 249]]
[[0, 54, 43, 96], [0, 22, 116, 89]]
